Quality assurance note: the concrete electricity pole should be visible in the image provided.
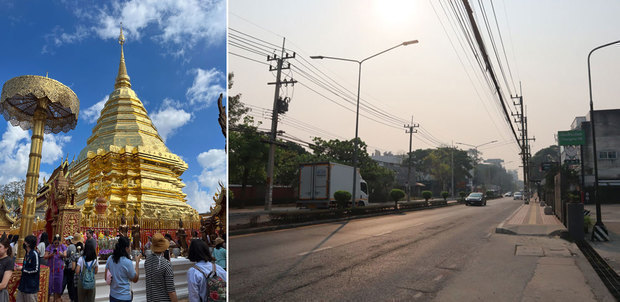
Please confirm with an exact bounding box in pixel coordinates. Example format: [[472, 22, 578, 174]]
[[512, 92, 534, 204], [404, 118, 419, 201], [451, 141, 455, 198], [265, 38, 296, 211]]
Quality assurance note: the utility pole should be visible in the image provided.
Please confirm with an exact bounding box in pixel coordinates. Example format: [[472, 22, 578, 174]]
[[404, 119, 419, 201], [451, 141, 455, 198], [265, 38, 296, 211], [512, 92, 528, 203], [524, 113, 535, 202]]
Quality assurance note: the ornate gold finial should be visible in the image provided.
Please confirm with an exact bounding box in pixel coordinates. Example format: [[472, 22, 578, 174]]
[[119, 22, 125, 46], [115, 22, 131, 89]]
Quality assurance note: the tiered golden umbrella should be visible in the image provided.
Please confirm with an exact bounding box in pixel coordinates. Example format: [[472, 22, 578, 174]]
[[0, 75, 79, 259]]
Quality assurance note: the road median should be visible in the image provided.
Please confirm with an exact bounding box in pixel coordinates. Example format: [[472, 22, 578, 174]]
[[230, 198, 462, 236]]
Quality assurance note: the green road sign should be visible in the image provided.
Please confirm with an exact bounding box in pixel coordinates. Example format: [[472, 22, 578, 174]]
[[558, 130, 585, 146]]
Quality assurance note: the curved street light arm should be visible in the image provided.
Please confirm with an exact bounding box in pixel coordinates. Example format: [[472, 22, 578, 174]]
[[310, 55, 360, 64], [476, 140, 498, 148], [362, 40, 418, 63]]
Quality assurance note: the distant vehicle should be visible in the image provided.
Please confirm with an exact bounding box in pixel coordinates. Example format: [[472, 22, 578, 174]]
[[297, 162, 369, 209], [465, 192, 486, 206], [504, 192, 512, 197], [514, 192, 523, 200]]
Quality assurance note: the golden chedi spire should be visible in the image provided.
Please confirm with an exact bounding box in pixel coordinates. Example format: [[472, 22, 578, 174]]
[[115, 23, 131, 89], [70, 23, 197, 221]]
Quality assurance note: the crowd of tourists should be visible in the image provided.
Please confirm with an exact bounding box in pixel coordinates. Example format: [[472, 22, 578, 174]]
[[0, 231, 227, 302]]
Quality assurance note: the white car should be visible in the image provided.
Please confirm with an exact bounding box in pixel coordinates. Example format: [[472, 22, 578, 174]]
[[513, 192, 523, 200], [504, 192, 512, 197]]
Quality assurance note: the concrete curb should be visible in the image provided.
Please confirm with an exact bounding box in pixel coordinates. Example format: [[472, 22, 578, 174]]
[[495, 204, 568, 237], [230, 200, 462, 236], [495, 204, 524, 235]]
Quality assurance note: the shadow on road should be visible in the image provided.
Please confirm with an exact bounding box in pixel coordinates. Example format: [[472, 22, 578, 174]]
[[256, 220, 350, 298]]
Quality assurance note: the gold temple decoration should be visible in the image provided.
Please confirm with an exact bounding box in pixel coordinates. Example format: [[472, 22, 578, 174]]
[[1, 75, 79, 260], [0, 197, 16, 234], [69, 25, 199, 221]]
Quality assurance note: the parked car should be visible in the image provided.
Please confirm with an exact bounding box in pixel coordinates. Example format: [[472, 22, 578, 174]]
[[503, 192, 512, 197], [513, 192, 523, 200], [465, 192, 486, 206]]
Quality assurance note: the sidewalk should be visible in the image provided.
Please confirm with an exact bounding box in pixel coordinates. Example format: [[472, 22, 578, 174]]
[[496, 201, 565, 236], [491, 201, 619, 301]]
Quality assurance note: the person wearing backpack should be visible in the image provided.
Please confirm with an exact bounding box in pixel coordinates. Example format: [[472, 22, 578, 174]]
[[145, 233, 178, 302], [62, 236, 77, 302], [15, 235, 39, 302], [187, 239, 227, 302], [75, 239, 98, 302]]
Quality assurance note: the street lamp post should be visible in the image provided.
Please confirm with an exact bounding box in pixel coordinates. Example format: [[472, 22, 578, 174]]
[[587, 39, 620, 241], [311, 40, 419, 207], [455, 140, 497, 192]]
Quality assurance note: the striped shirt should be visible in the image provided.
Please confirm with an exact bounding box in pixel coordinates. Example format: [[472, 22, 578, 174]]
[[145, 254, 176, 302]]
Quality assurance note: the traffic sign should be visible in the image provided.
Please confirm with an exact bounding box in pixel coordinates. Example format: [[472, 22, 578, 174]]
[[558, 130, 585, 146]]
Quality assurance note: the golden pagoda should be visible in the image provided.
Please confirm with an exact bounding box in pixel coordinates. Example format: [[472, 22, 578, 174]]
[[69, 26, 199, 222]]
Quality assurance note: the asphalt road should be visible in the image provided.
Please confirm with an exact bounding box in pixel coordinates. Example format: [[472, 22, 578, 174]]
[[229, 197, 524, 301]]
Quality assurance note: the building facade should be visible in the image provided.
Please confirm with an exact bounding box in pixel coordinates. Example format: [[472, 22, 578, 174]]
[[566, 110, 620, 202]]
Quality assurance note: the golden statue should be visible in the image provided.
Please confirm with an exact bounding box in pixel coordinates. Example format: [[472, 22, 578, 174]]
[[176, 218, 188, 255], [131, 215, 140, 250], [118, 214, 129, 238]]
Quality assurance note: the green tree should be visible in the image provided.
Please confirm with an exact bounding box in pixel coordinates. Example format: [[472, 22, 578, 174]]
[[228, 73, 249, 127], [274, 142, 313, 187], [529, 145, 560, 183], [229, 124, 268, 207], [459, 191, 467, 201], [390, 189, 405, 210], [334, 190, 351, 209], [426, 149, 451, 191], [309, 137, 395, 203], [422, 190, 432, 202], [441, 191, 449, 201], [0, 180, 26, 209], [227, 75, 269, 207], [407, 148, 472, 195]]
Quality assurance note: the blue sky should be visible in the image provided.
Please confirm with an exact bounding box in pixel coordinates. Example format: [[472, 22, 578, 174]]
[[0, 0, 226, 213]]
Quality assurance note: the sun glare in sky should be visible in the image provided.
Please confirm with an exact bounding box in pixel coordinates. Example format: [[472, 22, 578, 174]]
[[373, 0, 416, 28]]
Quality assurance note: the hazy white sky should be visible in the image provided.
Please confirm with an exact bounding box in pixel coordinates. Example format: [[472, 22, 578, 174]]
[[228, 0, 620, 180]]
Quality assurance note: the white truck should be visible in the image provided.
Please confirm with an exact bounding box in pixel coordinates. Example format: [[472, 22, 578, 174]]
[[296, 162, 369, 209]]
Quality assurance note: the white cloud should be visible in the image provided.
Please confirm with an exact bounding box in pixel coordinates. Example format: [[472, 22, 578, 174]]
[[197, 149, 226, 189], [184, 180, 213, 214], [82, 96, 108, 123], [42, 25, 90, 53], [186, 68, 224, 109], [41, 134, 72, 164], [0, 122, 70, 185], [150, 98, 192, 142], [184, 148, 226, 214], [43, 0, 225, 55], [94, 0, 225, 51]]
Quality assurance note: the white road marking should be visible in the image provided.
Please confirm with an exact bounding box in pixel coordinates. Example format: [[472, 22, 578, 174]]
[[298, 246, 333, 256], [374, 231, 392, 237], [434, 274, 444, 281]]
